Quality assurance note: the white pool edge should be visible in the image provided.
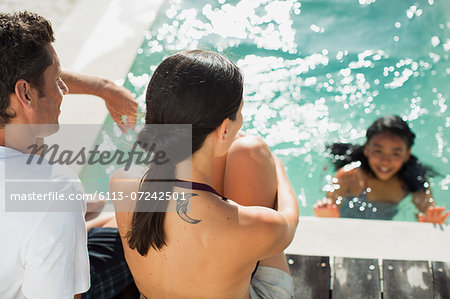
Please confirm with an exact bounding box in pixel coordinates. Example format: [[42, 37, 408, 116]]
[[54, 0, 165, 174], [286, 216, 450, 262]]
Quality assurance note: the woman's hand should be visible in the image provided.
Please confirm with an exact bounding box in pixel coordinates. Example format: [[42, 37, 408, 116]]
[[418, 206, 449, 224], [313, 198, 340, 218]]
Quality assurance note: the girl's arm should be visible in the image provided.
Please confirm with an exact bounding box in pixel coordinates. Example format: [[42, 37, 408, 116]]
[[314, 167, 357, 217], [412, 185, 434, 213], [413, 187, 449, 224]]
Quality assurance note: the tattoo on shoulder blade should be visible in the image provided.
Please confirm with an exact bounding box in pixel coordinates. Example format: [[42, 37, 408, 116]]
[[176, 193, 201, 224]]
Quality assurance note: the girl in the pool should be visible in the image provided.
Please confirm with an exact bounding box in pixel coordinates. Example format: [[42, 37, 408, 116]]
[[314, 115, 449, 224]]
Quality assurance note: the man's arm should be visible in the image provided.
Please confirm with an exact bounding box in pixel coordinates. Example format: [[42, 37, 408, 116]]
[[61, 71, 138, 133]]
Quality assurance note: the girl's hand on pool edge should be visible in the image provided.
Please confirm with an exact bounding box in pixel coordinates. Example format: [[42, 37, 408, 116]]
[[418, 206, 450, 225], [313, 198, 340, 218]]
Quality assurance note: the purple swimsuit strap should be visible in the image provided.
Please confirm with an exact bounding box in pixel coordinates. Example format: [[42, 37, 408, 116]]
[[173, 179, 228, 201]]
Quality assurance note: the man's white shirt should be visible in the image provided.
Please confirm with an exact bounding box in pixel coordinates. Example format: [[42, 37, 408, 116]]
[[0, 146, 90, 298]]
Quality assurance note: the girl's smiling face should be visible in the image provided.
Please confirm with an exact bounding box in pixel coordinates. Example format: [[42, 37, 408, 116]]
[[364, 132, 411, 181]]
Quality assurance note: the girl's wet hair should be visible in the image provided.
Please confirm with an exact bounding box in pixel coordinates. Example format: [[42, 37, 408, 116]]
[[366, 115, 415, 149], [327, 115, 437, 193], [127, 50, 243, 256]]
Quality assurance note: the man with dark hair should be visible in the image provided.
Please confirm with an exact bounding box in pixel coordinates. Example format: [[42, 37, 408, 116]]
[[0, 11, 136, 298], [0, 11, 56, 125], [0, 11, 136, 131]]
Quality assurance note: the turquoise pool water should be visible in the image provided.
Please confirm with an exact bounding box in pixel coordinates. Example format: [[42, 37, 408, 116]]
[[82, 0, 449, 222]]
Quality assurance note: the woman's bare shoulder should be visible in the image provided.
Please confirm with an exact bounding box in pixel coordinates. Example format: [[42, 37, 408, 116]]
[[110, 166, 148, 214], [110, 166, 149, 234], [110, 165, 148, 192]]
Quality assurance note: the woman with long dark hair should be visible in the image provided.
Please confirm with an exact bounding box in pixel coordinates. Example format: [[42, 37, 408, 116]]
[[111, 50, 298, 298]]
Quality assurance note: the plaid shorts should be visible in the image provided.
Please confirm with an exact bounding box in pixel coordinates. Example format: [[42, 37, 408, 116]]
[[82, 227, 134, 299]]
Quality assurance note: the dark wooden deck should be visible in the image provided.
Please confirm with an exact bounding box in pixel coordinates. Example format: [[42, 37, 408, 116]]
[[287, 254, 450, 299]]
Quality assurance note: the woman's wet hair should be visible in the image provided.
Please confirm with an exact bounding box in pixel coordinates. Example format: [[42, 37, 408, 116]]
[[327, 115, 437, 193], [127, 50, 243, 256]]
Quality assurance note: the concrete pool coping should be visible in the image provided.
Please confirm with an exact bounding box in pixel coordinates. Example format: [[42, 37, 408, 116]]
[[55, 0, 450, 262], [286, 216, 450, 262], [57, 0, 164, 125], [55, 0, 165, 174]]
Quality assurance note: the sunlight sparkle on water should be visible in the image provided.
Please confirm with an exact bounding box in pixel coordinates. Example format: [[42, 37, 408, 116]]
[[442, 39, 450, 51], [239, 54, 341, 151], [150, 0, 300, 53], [122, 0, 450, 218], [202, 0, 297, 52], [359, 0, 376, 5], [406, 5, 422, 19], [431, 36, 440, 48], [440, 175, 450, 191]]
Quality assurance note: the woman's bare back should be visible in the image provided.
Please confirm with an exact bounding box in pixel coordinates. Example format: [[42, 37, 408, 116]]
[[112, 169, 262, 299]]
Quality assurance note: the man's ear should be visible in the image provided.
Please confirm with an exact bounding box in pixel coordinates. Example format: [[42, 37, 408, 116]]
[[14, 79, 34, 110], [363, 144, 369, 157]]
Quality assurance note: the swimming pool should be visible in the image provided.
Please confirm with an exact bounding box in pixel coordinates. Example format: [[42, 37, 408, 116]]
[[81, 0, 449, 222]]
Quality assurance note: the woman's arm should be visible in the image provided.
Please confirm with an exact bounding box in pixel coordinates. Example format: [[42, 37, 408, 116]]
[[229, 156, 299, 260], [272, 155, 299, 237]]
